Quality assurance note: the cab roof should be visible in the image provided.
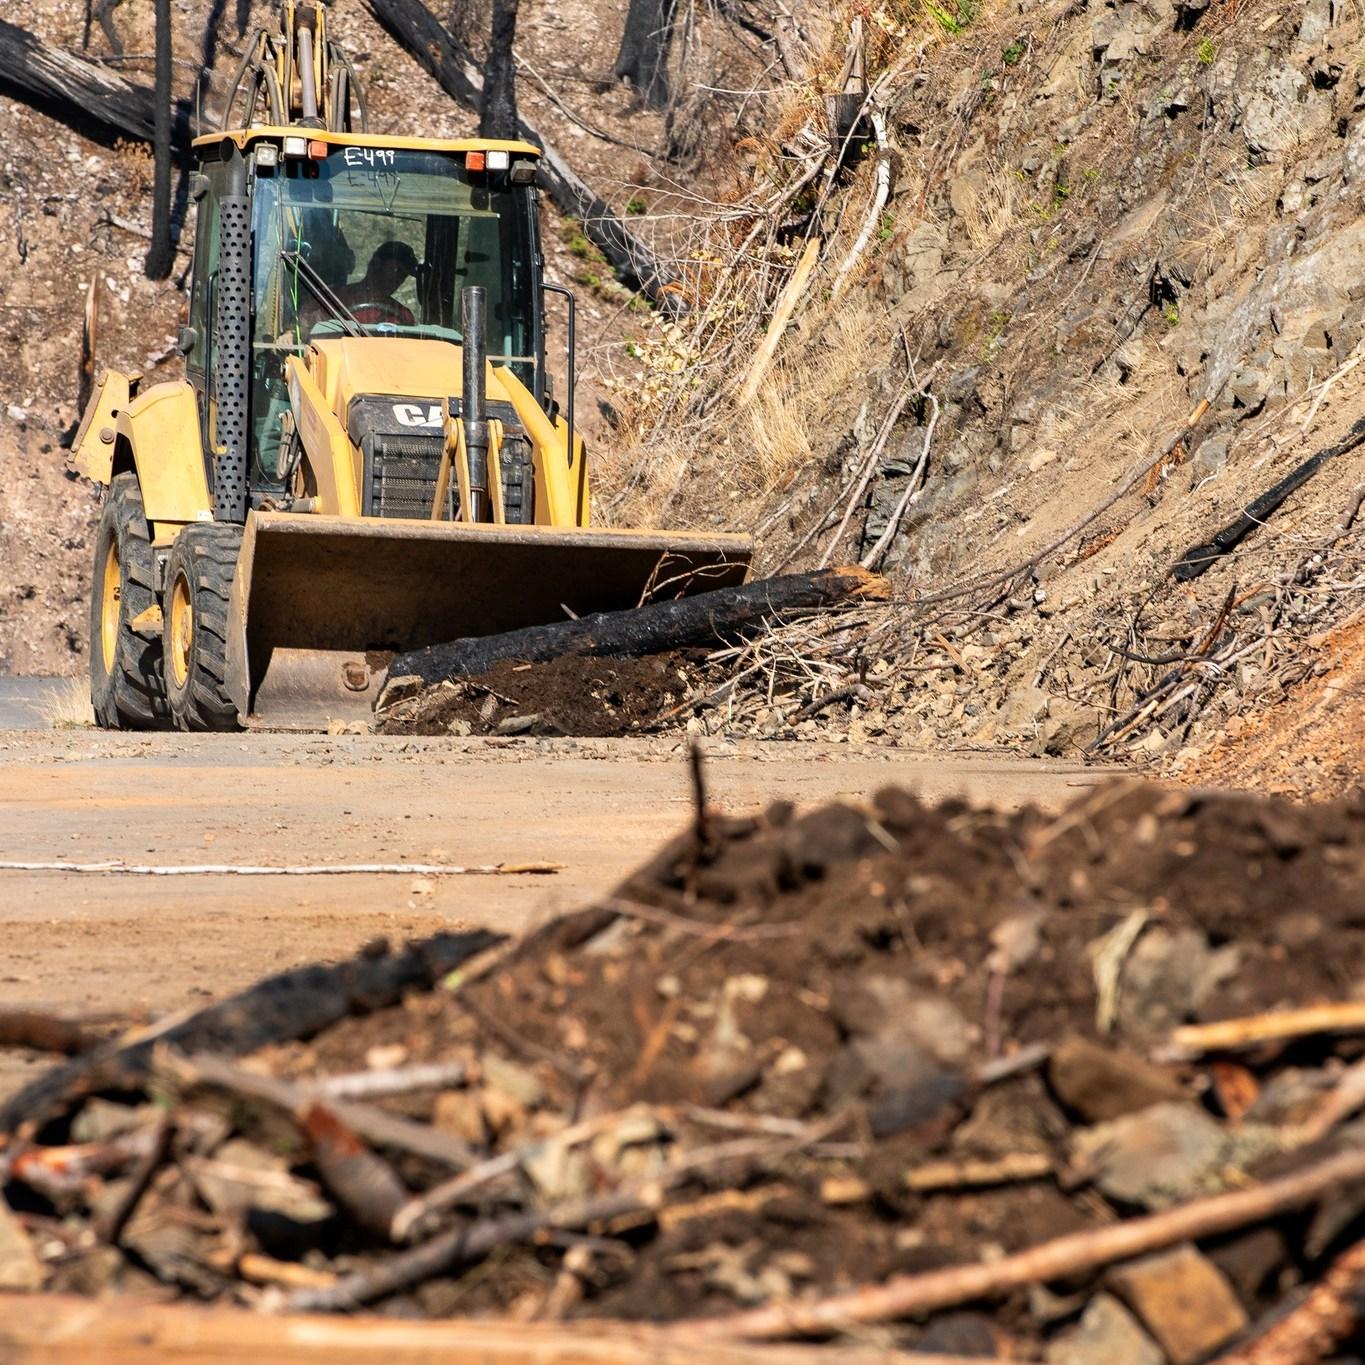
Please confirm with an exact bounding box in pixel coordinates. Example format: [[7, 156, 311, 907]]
[[195, 126, 542, 157]]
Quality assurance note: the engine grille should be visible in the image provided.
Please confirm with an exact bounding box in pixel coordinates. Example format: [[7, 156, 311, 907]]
[[367, 434, 447, 520], [347, 393, 535, 523]]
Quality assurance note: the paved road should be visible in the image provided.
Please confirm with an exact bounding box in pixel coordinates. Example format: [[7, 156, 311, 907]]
[[0, 724, 1102, 1100]]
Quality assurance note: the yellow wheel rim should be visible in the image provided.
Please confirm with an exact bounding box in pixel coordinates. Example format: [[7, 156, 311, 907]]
[[169, 571, 193, 690], [99, 539, 120, 675]]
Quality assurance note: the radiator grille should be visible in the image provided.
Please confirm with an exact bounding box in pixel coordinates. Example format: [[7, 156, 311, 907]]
[[367, 435, 447, 520]]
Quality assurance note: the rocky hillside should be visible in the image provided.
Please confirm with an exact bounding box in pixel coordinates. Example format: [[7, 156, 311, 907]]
[[1, 0, 1361, 792], [595, 0, 1365, 792]]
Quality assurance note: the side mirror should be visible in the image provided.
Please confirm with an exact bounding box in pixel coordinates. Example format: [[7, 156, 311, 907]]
[[177, 325, 199, 356]]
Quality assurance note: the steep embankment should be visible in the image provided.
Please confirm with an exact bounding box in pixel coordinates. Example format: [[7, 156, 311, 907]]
[[597, 0, 1365, 789]]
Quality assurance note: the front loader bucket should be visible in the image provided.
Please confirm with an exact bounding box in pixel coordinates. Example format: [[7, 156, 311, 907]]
[[225, 512, 752, 728]]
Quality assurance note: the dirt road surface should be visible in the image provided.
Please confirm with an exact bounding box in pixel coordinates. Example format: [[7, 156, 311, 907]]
[[0, 726, 1098, 1099]]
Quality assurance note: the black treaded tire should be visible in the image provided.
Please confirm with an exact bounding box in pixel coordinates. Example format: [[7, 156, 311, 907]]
[[500, 438, 534, 525], [163, 523, 244, 732], [89, 473, 170, 729]]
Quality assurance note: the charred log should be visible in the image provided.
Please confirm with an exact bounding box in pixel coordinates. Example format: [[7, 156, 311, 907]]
[[0, 930, 500, 1138], [383, 567, 890, 696], [0, 19, 189, 151]]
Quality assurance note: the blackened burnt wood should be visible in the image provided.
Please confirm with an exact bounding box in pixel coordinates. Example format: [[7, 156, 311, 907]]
[[384, 567, 890, 695], [479, 0, 519, 141], [143, 0, 174, 280], [1174, 415, 1365, 581], [0, 19, 188, 149], [0, 930, 501, 1138], [366, 0, 676, 305], [613, 0, 679, 111]]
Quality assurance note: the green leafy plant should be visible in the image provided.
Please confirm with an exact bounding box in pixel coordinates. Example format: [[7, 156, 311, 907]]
[[625, 197, 647, 215], [1002, 40, 1026, 65], [1163, 302, 1180, 327], [1197, 37, 1216, 65]]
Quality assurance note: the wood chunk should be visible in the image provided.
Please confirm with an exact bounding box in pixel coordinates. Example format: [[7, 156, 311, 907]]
[[1109, 1243, 1249, 1365], [1048, 1034, 1186, 1122]]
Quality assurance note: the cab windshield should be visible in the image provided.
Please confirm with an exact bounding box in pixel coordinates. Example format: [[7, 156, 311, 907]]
[[250, 145, 536, 480]]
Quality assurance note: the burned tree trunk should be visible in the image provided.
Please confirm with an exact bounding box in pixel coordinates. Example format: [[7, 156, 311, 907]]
[[382, 567, 890, 698], [0, 19, 189, 150], [367, 0, 677, 306], [613, 0, 678, 111], [143, 0, 174, 280], [479, 0, 519, 141]]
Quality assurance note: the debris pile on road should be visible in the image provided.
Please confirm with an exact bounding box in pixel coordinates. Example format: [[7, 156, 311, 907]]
[[3, 777, 1365, 1359], [376, 652, 704, 738], [373, 566, 888, 738]]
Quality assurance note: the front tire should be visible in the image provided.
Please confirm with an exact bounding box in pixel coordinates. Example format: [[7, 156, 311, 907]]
[[90, 473, 169, 729], [163, 523, 244, 732]]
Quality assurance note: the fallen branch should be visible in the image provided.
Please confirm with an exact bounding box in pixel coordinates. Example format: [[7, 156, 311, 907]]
[[312, 1061, 469, 1102], [1175, 415, 1365, 581], [161, 1052, 480, 1174], [0, 1293, 915, 1363], [828, 108, 891, 303], [736, 236, 823, 407], [1215, 1238, 1365, 1364], [695, 1147, 1365, 1340], [860, 390, 941, 571], [904, 1152, 1053, 1192]]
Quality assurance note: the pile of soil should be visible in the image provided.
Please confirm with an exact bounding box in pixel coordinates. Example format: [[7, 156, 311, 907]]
[[376, 652, 704, 738], [5, 779, 1365, 1358]]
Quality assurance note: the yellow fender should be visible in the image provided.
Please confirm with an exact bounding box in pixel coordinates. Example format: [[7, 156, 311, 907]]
[[72, 373, 214, 538], [494, 366, 585, 528], [286, 354, 361, 517]]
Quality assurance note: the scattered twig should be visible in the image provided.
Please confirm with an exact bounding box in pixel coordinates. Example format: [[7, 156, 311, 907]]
[[1163, 1003, 1365, 1059], [95, 1118, 174, 1246], [697, 1147, 1365, 1340]]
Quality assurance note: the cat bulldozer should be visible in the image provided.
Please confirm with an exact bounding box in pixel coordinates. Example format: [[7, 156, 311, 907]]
[[72, 1, 749, 729]]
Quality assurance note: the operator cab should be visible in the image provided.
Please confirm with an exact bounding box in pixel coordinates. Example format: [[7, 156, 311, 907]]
[[183, 132, 547, 497]]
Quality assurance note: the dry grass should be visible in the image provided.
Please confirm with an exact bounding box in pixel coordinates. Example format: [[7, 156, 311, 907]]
[[955, 158, 1024, 251], [40, 676, 94, 729]]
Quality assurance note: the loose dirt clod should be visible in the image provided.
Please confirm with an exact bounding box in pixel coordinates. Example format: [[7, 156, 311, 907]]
[[3, 779, 1365, 1357]]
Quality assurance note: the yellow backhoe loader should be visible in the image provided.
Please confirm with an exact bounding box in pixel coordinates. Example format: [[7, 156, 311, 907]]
[[72, 0, 749, 729]]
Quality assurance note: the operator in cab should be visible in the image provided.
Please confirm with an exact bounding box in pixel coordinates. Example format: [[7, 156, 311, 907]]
[[340, 240, 418, 327]]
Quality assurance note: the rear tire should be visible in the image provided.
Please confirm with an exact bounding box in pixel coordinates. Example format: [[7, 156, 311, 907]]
[[163, 523, 244, 732], [89, 473, 170, 729]]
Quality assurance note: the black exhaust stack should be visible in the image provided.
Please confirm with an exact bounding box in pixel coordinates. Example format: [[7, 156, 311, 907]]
[[461, 286, 489, 522]]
